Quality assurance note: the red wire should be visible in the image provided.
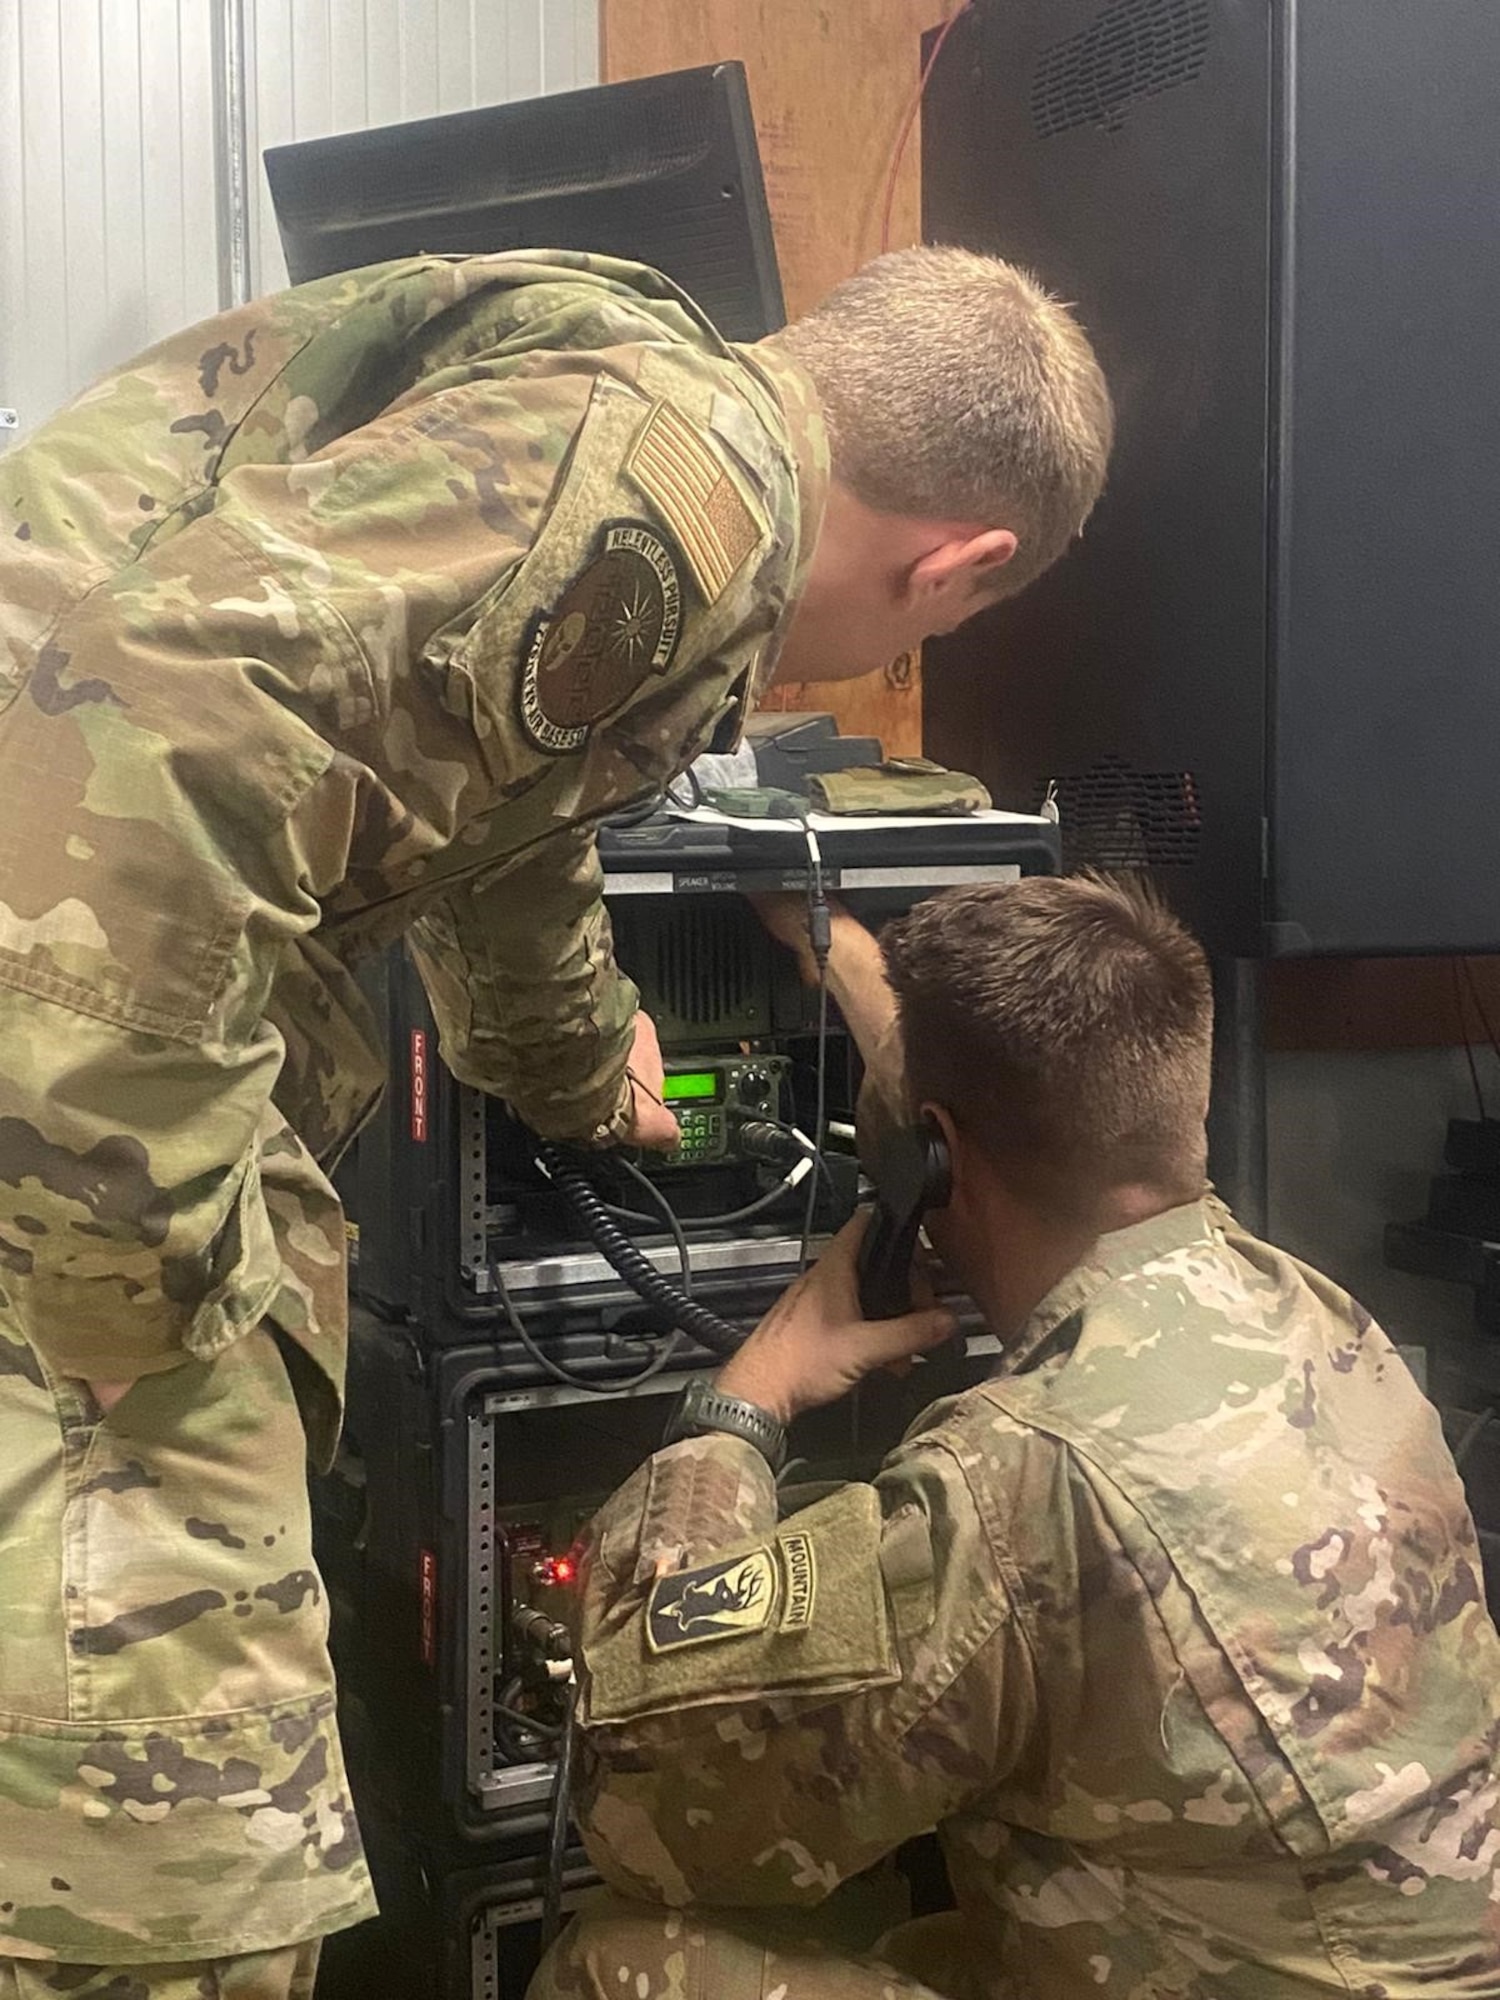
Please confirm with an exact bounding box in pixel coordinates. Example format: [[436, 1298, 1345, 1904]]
[[880, 2, 973, 255]]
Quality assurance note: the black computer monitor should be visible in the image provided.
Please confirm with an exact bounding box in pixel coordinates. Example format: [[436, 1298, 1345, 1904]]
[[264, 63, 786, 341]]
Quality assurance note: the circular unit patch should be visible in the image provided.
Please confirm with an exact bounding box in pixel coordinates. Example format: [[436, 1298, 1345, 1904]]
[[520, 522, 683, 754]]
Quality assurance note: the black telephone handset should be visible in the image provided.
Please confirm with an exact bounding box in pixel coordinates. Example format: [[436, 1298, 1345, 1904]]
[[855, 1113, 953, 1319]]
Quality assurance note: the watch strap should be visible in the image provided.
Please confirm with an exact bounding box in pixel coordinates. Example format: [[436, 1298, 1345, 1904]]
[[663, 1376, 788, 1473]]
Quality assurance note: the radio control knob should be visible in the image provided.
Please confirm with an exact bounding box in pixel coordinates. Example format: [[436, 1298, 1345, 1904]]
[[738, 1068, 773, 1107]]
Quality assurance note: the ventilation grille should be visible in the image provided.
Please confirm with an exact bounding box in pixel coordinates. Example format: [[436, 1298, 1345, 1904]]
[[1031, 0, 1210, 138], [1042, 758, 1203, 869], [651, 901, 763, 1033]]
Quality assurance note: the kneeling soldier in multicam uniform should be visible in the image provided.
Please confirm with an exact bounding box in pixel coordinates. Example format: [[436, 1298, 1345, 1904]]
[[0, 249, 1111, 1995], [537, 875, 1500, 2000]]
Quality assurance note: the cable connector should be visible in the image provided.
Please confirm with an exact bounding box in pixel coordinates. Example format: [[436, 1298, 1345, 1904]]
[[808, 896, 833, 969], [513, 1603, 572, 1662], [801, 821, 832, 971], [730, 1117, 807, 1168]]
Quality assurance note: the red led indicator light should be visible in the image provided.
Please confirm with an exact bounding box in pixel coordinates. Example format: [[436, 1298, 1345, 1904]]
[[535, 1554, 577, 1587]]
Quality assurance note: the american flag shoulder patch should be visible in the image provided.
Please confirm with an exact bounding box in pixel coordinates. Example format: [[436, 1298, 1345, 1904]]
[[625, 400, 764, 605]]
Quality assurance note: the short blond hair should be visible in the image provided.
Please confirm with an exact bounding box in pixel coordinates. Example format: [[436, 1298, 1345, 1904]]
[[882, 874, 1211, 1216], [774, 246, 1114, 596]]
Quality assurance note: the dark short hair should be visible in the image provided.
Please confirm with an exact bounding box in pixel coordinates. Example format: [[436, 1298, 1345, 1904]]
[[882, 874, 1212, 1214]]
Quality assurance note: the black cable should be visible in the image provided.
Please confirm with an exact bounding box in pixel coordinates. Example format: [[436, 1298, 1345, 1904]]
[[493, 1715, 532, 1765], [496, 1702, 563, 1743], [743, 1114, 840, 1207], [800, 975, 831, 1275], [1462, 960, 1500, 1079], [798, 819, 833, 1276], [665, 766, 704, 812], [602, 1161, 812, 1233], [535, 1141, 746, 1357], [750, 1111, 835, 1173], [667, 1175, 804, 1230], [498, 1155, 689, 1392], [603, 789, 667, 830], [1448, 964, 1488, 1128], [600, 1181, 792, 1232], [626, 1064, 666, 1110], [540, 1680, 578, 1951], [495, 1676, 561, 1764], [1453, 961, 1487, 1120], [615, 1156, 695, 1277], [1454, 1407, 1493, 1470], [599, 1117, 836, 1233], [489, 1259, 683, 1394]]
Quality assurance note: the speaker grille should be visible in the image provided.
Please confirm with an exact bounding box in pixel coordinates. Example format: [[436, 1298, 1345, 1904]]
[[1043, 758, 1203, 868], [1031, 0, 1210, 139], [654, 900, 762, 1033]]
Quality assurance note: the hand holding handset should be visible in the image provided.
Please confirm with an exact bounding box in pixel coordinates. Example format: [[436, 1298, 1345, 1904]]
[[855, 1112, 952, 1318]]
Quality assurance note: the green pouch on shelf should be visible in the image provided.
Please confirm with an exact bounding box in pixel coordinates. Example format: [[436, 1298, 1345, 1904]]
[[806, 759, 991, 816]]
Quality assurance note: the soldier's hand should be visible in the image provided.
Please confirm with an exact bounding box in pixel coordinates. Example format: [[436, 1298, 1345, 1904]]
[[747, 890, 821, 986], [855, 1022, 908, 1171], [622, 1010, 682, 1151], [715, 1214, 956, 1423]]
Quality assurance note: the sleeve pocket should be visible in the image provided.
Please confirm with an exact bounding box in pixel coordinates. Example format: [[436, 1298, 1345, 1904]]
[[583, 1483, 901, 1725]]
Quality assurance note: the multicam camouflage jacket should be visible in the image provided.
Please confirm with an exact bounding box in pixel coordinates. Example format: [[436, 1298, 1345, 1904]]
[[575, 1200, 1500, 1999], [0, 251, 826, 1428]]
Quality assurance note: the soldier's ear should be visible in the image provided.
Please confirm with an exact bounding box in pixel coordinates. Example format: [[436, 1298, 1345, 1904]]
[[904, 527, 1017, 606], [921, 1102, 986, 1222]]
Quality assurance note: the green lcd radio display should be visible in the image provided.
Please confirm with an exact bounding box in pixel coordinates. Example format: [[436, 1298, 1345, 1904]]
[[661, 1071, 721, 1104], [657, 1056, 789, 1164]]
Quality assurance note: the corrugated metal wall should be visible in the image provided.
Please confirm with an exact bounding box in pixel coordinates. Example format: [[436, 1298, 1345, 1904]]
[[0, 0, 598, 446], [248, 0, 598, 293], [0, 0, 220, 443]]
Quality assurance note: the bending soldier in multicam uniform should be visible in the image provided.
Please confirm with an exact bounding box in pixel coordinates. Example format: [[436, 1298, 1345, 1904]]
[[0, 249, 1112, 1996], [537, 876, 1500, 2000]]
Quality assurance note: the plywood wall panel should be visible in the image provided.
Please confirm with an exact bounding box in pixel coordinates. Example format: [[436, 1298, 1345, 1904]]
[[602, 0, 943, 756]]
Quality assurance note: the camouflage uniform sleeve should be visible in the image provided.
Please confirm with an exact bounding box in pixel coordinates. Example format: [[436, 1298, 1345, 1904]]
[[0, 343, 784, 1377], [572, 1429, 1037, 1908], [407, 821, 639, 1142], [0, 476, 381, 1383], [0, 362, 602, 1386], [401, 362, 784, 1143]]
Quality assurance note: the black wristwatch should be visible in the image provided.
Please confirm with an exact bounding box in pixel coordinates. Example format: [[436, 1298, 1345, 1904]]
[[662, 1376, 788, 1474]]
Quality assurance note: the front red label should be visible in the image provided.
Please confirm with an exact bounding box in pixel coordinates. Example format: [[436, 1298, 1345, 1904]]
[[410, 1028, 428, 1142], [419, 1547, 437, 1665]]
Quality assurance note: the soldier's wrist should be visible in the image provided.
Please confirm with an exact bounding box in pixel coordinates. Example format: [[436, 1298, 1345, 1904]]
[[663, 1375, 789, 1471], [714, 1349, 797, 1429], [584, 1072, 637, 1149]]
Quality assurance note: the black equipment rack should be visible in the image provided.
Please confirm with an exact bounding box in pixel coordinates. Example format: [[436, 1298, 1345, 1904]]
[[340, 809, 1060, 1346]]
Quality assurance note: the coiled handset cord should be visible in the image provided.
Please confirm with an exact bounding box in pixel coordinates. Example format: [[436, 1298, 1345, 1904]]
[[533, 1141, 745, 1357]]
